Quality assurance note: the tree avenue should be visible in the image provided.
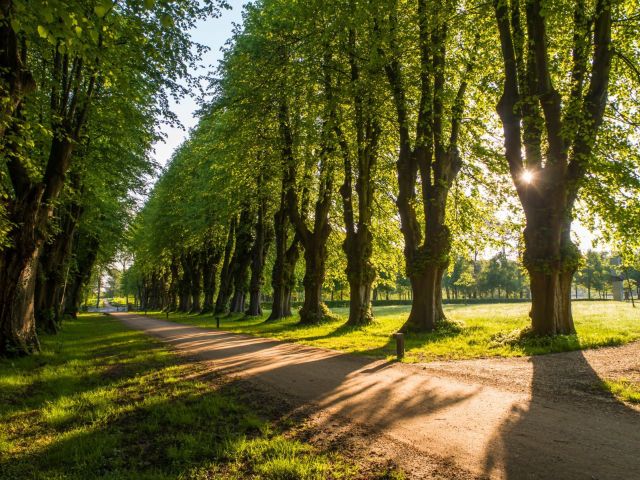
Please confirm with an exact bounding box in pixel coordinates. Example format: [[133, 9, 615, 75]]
[[1, 0, 639, 356], [0, 0, 221, 355]]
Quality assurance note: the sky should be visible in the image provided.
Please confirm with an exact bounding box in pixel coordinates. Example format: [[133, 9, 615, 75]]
[[151, 0, 246, 169], [148, 1, 597, 252]]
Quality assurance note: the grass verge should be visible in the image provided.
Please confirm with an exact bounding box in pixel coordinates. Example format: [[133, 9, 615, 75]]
[[0, 314, 401, 479], [601, 378, 640, 404], [148, 301, 640, 362]]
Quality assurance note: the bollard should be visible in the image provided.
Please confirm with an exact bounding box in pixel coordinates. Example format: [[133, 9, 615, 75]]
[[394, 332, 405, 360], [166, 311, 169, 320], [216, 316, 220, 329]]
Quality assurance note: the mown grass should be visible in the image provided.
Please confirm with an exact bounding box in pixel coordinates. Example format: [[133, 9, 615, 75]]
[[601, 378, 640, 404], [0, 314, 398, 479], [149, 301, 640, 362]]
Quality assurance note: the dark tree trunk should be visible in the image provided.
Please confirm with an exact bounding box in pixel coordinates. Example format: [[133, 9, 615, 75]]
[[178, 254, 192, 312], [1, 39, 95, 354], [64, 233, 100, 318], [247, 197, 272, 317], [200, 246, 221, 314], [382, 3, 470, 333], [168, 257, 179, 311], [299, 235, 330, 324], [268, 194, 300, 321], [0, 0, 36, 141], [0, 198, 42, 355], [279, 82, 334, 325], [493, 0, 611, 335], [230, 209, 254, 314], [35, 194, 83, 333], [523, 216, 577, 335], [215, 218, 237, 315], [337, 27, 380, 327], [189, 254, 201, 313]]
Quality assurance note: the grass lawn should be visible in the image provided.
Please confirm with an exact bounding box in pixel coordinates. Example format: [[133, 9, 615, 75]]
[[148, 301, 640, 362], [602, 378, 640, 404], [0, 314, 400, 479]]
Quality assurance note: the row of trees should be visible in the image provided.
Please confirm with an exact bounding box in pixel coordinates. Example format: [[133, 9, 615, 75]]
[[130, 0, 640, 336], [0, 0, 222, 355]]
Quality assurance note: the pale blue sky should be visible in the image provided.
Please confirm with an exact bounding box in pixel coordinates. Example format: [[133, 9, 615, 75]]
[[152, 1, 246, 169]]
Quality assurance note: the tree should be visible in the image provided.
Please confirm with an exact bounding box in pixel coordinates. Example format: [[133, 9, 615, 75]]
[[492, 0, 614, 334]]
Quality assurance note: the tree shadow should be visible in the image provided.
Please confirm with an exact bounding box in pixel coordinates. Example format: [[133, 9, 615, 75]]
[[0, 381, 279, 479], [483, 350, 640, 479]]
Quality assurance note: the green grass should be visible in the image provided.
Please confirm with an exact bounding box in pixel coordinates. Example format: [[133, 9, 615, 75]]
[[148, 301, 640, 362], [602, 378, 640, 404], [0, 314, 399, 479]]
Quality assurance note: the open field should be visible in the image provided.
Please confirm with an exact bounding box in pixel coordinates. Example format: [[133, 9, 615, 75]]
[[147, 301, 640, 362], [0, 314, 396, 479]]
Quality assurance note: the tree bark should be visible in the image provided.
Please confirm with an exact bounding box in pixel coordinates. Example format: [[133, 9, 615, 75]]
[[247, 197, 272, 317], [189, 254, 201, 313], [200, 246, 221, 314], [492, 0, 611, 335], [178, 254, 192, 312], [230, 209, 254, 314], [1, 41, 96, 355], [64, 233, 100, 318], [168, 257, 179, 311], [337, 28, 379, 327], [215, 218, 237, 315], [268, 190, 301, 321]]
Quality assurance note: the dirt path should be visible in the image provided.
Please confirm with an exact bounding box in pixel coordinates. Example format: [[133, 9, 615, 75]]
[[112, 313, 640, 480]]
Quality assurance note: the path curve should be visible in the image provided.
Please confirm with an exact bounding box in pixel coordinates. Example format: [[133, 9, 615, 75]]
[[112, 312, 640, 480]]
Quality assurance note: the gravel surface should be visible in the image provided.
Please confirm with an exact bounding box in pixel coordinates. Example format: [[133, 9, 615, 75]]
[[113, 313, 640, 480]]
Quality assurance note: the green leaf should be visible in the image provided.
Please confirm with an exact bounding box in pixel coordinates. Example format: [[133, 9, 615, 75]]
[[144, 0, 155, 9], [160, 14, 174, 28], [37, 25, 48, 38]]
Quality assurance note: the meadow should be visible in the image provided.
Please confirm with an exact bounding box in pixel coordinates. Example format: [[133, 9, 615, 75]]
[[149, 301, 640, 363]]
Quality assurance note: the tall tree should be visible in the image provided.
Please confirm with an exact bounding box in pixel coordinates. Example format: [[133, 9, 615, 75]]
[[493, 0, 613, 334]]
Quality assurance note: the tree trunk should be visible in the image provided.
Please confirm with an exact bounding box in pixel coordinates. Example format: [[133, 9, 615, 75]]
[[230, 209, 254, 314], [344, 229, 375, 327], [178, 254, 192, 312], [299, 237, 330, 324], [63, 234, 99, 318], [35, 198, 83, 333], [0, 200, 42, 355], [200, 247, 221, 314], [215, 218, 237, 315], [168, 257, 179, 311], [267, 199, 300, 321], [400, 226, 450, 332], [247, 199, 271, 317], [523, 219, 577, 335], [189, 254, 201, 313], [402, 264, 447, 332]]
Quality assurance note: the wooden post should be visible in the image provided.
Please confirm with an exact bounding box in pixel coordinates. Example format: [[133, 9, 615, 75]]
[[394, 332, 405, 360], [166, 311, 169, 320], [216, 316, 220, 329]]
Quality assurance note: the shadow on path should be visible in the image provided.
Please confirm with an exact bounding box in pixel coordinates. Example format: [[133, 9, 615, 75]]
[[115, 313, 640, 480], [483, 350, 640, 479]]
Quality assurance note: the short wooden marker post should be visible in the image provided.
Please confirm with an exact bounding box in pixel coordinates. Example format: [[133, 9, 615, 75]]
[[216, 316, 220, 329], [166, 311, 169, 320], [395, 332, 405, 360]]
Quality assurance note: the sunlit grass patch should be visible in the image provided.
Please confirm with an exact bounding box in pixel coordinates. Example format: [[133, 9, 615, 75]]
[[601, 378, 640, 404], [150, 300, 640, 362]]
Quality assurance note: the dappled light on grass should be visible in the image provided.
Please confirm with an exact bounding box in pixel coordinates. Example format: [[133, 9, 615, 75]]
[[0, 314, 371, 479], [149, 301, 640, 362]]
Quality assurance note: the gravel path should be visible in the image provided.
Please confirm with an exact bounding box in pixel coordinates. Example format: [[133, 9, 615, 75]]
[[112, 313, 640, 480]]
